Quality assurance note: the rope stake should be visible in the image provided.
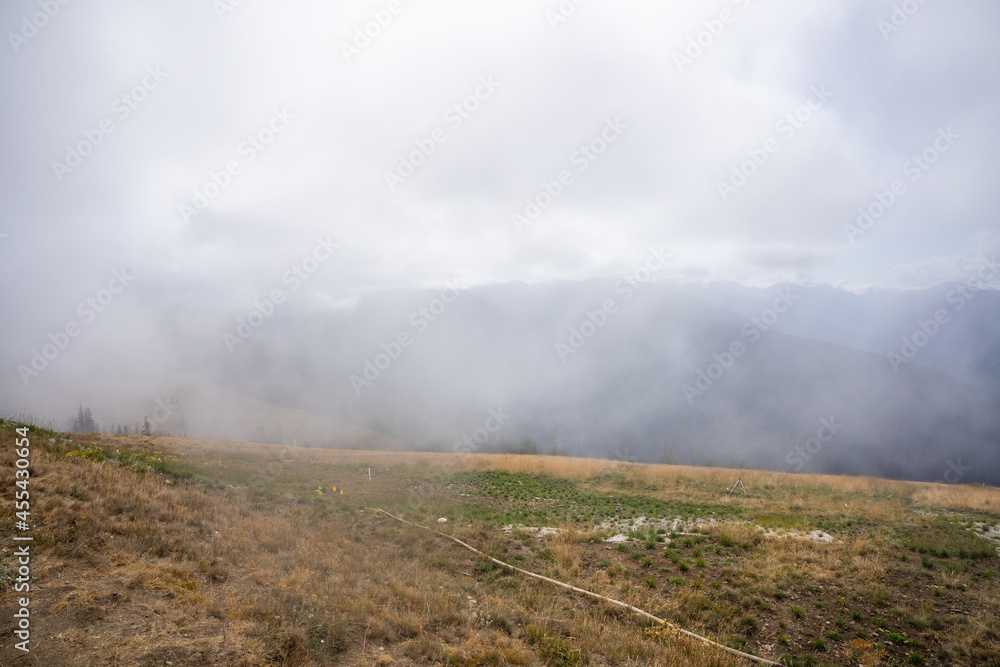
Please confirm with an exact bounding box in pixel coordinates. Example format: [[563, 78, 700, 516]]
[[368, 508, 784, 667]]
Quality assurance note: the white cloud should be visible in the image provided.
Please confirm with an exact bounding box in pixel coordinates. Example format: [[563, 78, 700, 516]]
[[0, 0, 997, 309]]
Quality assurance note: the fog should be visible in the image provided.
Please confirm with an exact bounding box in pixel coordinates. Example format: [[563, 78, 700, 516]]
[[1, 0, 998, 484]]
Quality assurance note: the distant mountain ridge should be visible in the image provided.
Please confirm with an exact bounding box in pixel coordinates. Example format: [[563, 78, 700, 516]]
[[199, 280, 1000, 485]]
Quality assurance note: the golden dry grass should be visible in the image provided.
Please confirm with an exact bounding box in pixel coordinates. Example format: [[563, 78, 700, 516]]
[[0, 427, 751, 667], [3, 425, 999, 666], [166, 439, 1000, 516]]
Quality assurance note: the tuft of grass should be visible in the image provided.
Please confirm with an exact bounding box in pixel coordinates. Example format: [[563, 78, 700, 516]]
[[737, 615, 758, 635], [525, 626, 583, 666], [644, 532, 658, 550]]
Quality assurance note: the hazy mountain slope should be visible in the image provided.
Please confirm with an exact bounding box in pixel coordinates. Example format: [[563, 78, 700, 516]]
[[8, 364, 399, 450], [684, 282, 1000, 394], [202, 280, 1000, 484]]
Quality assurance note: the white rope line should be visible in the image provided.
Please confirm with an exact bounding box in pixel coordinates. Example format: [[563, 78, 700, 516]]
[[368, 508, 784, 667]]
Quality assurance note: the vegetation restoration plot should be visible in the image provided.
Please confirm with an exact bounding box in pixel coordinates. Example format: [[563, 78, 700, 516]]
[[453, 469, 744, 528]]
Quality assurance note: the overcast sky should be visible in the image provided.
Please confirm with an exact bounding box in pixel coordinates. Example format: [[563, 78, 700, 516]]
[[1, 0, 999, 397]]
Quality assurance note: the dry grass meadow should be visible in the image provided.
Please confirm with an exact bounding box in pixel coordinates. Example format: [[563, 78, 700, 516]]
[[2, 421, 999, 666]]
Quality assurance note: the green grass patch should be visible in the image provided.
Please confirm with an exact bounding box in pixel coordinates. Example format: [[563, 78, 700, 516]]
[[904, 518, 996, 560]]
